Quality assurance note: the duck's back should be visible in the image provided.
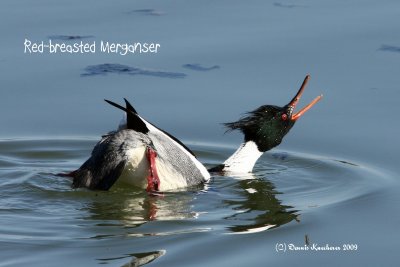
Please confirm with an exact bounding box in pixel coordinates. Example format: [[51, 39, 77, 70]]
[[147, 129, 210, 190], [71, 130, 150, 190], [71, 128, 210, 191]]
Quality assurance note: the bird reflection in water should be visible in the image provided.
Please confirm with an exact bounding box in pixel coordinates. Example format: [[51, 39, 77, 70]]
[[85, 174, 298, 265], [84, 184, 205, 229], [221, 173, 298, 233], [97, 250, 166, 266], [84, 173, 297, 234]]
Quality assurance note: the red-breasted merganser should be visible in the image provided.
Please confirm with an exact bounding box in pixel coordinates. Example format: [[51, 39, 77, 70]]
[[209, 75, 322, 173], [68, 98, 210, 191], [67, 75, 321, 192]]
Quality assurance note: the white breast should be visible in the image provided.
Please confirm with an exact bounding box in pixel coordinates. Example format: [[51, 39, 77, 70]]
[[118, 145, 149, 189], [117, 145, 189, 191], [222, 141, 263, 173]]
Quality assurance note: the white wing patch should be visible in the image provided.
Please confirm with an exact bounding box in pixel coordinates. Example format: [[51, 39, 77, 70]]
[[140, 116, 211, 181], [118, 115, 211, 188]]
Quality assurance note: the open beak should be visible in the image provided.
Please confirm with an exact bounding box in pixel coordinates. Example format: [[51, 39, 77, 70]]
[[287, 75, 323, 121]]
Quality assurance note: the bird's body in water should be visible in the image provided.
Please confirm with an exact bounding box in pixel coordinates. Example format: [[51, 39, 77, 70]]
[[66, 75, 322, 192], [68, 99, 210, 192]]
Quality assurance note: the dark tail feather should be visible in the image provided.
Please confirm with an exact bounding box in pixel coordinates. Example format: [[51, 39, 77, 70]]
[[104, 99, 126, 111], [124, 98, 138, 114], [105, 99, 149, 134]]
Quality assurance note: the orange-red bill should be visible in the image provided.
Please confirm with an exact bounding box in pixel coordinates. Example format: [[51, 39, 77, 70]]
[[287, 75, 323, 121], [291, 95, 323, 121]]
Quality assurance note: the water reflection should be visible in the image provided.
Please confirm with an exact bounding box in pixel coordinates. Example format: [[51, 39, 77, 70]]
[[83, 173, 297, 235], [83, 185, 205, 229], [378, 44, 400, 53], [1, 138, 389, 267], [222, 173, 298, 233], [47, 35, 94, 41], [128, 9, 165, 16], [81, 64, 186, 78], [182, 63, 220, 72], [97, 250, 166, 267], [121, 250, 166, 267]]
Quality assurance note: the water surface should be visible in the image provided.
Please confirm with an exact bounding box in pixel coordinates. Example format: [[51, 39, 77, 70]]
[[1, 0, 399, 266], [0, 138, 394, 266]]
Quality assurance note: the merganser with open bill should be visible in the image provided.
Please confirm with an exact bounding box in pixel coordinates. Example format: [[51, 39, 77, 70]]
[[65, 75, 322, 192], [209, 74, 322, 173]]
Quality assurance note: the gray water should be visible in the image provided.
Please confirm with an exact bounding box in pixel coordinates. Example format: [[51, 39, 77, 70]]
[[1, 0, 399, 266]]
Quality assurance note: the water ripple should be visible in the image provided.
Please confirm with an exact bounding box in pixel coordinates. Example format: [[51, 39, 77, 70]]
[[81, 63, 187, 78], [378, 44, 400, 53], [0, 138, 393, 264], [48, 35, 94, 41], [128, 9, 165, 16], [182, 63, 220, 72]]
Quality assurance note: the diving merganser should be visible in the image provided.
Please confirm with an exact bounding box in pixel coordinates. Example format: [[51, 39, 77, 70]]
[[69, 99, 210, 191], [67, 75, 321, 192]]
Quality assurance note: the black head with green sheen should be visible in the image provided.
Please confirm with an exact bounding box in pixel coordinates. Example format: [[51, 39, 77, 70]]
[[225, 75, 322, 152]]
